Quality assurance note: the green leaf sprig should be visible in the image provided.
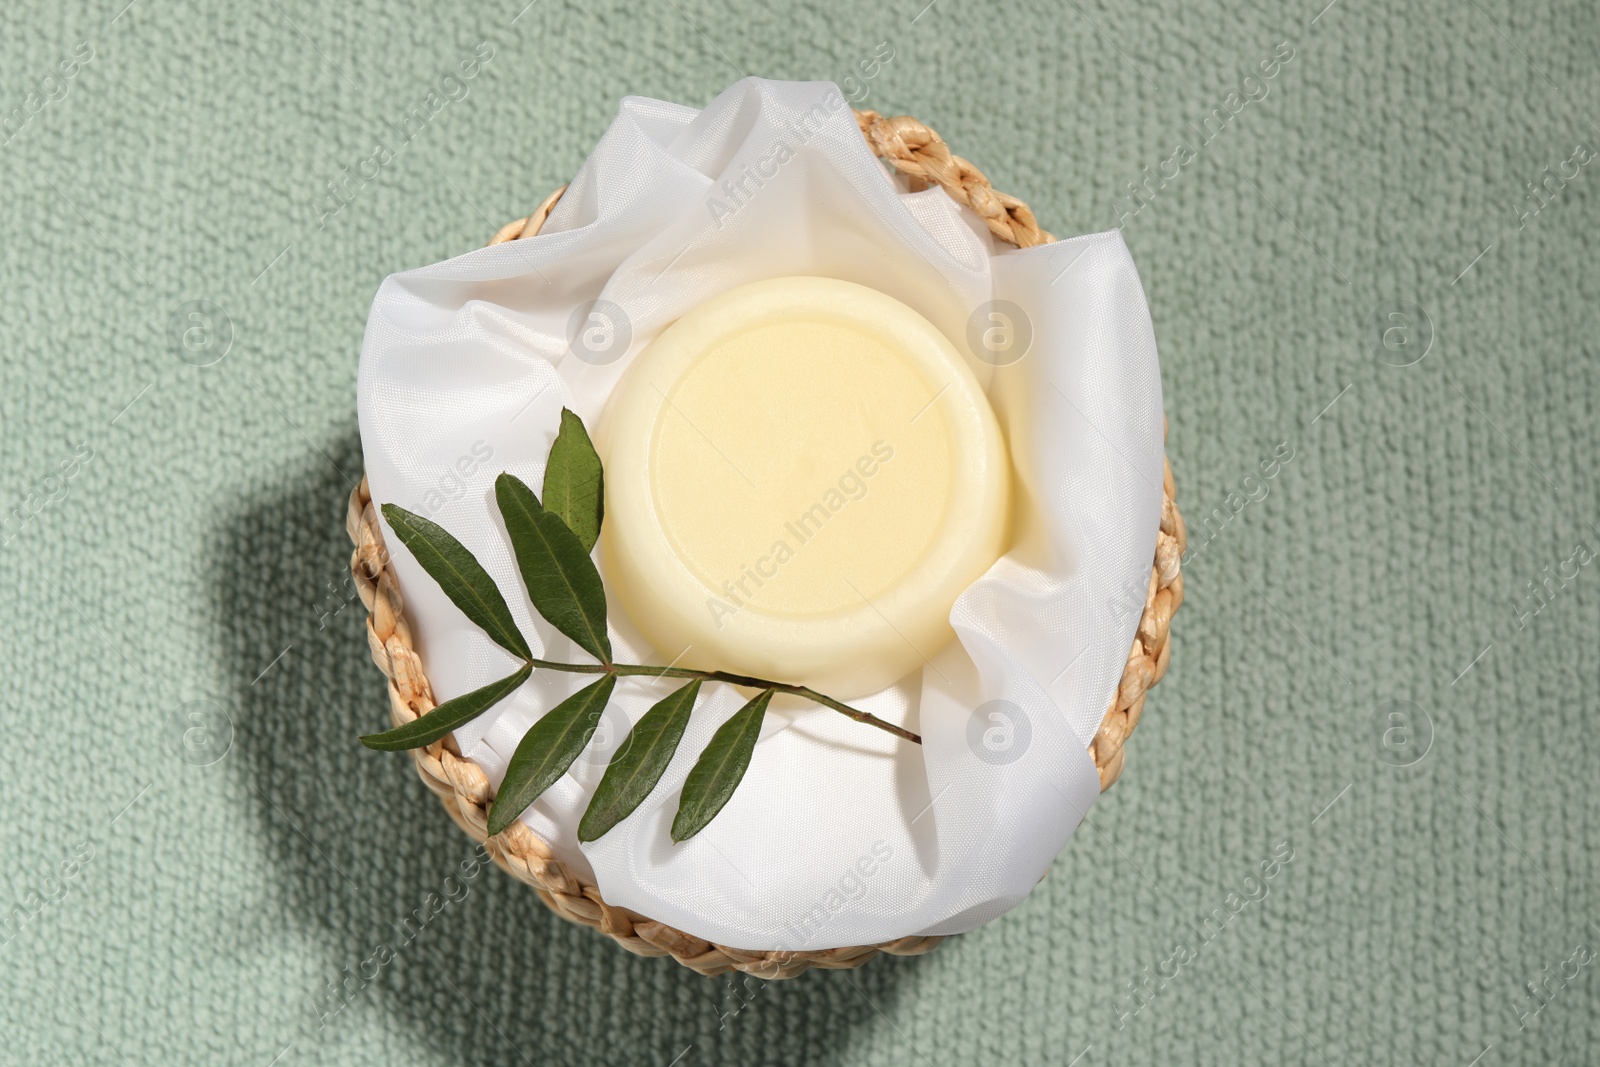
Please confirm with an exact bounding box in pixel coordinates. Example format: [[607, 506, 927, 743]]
[[361, 408, 920, 843]]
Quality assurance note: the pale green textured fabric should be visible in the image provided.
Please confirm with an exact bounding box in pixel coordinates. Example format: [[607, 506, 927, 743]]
[[3, 0, 1597, 1063]]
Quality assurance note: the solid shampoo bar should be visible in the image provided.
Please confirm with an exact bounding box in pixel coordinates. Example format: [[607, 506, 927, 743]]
[[602, 276, 1009, 698]]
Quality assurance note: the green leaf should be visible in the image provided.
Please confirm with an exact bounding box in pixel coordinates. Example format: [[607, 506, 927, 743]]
[[359, 663, 532, 751], [671, 689, 774, 843], [578, 680, 701, 842], [542, 408, 605, 553], [487, 674, 617, 836], [494, 472, 612, 664], [380, 503, 531, 661]]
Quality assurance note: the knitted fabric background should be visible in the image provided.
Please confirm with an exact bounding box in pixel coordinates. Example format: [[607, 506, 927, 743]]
[[2, 1, 1595, 1064]]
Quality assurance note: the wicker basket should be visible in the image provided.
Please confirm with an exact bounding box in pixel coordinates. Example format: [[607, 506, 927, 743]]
[[348, 109, 1186, 979]]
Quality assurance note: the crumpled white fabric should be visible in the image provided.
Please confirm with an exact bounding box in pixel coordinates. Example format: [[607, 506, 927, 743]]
[[357, 78, 1164, 950]]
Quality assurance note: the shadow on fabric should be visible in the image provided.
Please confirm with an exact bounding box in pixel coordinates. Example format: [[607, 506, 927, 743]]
[[209, 431, 928, 1066]]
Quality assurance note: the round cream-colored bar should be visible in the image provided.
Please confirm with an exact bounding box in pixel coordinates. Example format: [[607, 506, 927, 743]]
[[601, 276, 1009, 699]]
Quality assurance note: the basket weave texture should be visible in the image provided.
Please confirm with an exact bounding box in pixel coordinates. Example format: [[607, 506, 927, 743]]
[[348, 108, 1187, 979]]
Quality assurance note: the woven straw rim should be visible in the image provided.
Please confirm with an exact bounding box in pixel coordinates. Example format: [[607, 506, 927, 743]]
[[348, 108, 1187, 978]]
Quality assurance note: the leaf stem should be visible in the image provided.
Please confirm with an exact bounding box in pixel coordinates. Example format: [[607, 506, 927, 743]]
[[525, 657, 921, 745]]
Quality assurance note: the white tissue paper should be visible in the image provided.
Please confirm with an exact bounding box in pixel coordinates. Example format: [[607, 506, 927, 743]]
[[357, 78, 1164, 950]]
